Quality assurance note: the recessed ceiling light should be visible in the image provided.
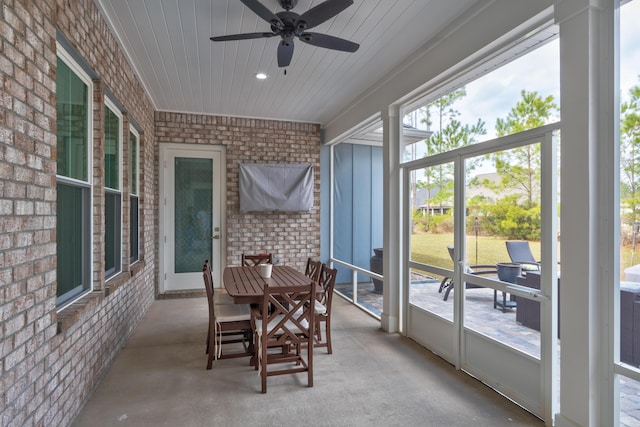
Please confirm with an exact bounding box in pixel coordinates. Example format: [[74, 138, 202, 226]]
[[255, 73, 268, 80]]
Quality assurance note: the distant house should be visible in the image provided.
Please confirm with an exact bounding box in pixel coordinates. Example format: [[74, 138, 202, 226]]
[[413, 172, 525, 216]]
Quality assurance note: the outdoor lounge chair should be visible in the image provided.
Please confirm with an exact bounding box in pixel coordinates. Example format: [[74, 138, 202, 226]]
[[440, 246, 497, 301], [505, 241, 541, 271]]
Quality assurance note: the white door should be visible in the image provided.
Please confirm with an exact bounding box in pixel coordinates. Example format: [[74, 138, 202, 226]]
[[159, 144, 226, 292], [404, 127, 559, 421]]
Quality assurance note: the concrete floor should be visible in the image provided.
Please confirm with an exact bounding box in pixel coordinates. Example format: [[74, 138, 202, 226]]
[[72, 296, 544, 427]]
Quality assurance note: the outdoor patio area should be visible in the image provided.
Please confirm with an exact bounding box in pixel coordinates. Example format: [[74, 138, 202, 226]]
[[335, 278, 543, 357], [335, 278, 640, 427]]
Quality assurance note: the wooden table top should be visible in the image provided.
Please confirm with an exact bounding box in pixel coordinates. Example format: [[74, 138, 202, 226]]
[[223, 265, 314, 304]]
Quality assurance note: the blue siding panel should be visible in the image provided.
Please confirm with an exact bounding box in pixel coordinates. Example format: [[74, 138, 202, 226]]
[[332, 143, 383, 284]]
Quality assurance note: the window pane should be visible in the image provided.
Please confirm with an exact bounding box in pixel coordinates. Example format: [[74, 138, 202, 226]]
[[174, 157, 212, 273], [105, 190, 121, 278], [620, 376, 640, 426], [130, 195, 139, 263], [408, 165, 455, 321], [104, 106, 120, 190], [464, 147, 543, 358], [129, 131, 138, 195], [56, 58, 88, 181], [402, 39, 560, 163], [619, 2, 640, 425], [56, 183, 90, 304]]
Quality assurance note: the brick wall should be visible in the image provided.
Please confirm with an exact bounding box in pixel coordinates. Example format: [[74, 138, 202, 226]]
[[0, 0, 156, 426], [1, 0, 322, 425], [154, 112, 322, 273]]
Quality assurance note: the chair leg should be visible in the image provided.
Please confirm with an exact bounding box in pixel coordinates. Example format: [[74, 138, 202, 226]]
[[307, 350, 313, 388], [438, 277, 449, 293], [443, 284, 453, 301], [205, 324, 210, 354], [325, 317, 332, 354], [261, 336, 267, 393], [253, 331, 259, 370], [206, 327, 215, 370]]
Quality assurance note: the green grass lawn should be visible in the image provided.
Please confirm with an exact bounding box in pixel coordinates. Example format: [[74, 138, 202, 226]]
[[410, 232, 637, 277], [409, 233, 536, 268]]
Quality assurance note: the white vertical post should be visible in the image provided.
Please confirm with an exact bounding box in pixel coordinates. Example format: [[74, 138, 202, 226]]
[[352, 269, 358, 305], [381, 105, 401, 332], [540, 130, 559, 424], [555, 1, 615, 425]]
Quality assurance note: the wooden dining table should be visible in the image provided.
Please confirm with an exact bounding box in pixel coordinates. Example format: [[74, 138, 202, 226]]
[[222, 265, 315, 305], [223, 265, 316, 365]]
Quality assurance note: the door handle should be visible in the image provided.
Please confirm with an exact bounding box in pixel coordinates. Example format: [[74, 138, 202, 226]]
[[212, 235, 220, 240]]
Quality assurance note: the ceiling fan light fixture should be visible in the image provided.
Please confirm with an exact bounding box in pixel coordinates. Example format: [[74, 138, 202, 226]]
[[255, 72, 268, 80]]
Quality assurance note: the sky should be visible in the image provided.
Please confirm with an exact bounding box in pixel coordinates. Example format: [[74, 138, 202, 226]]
[[404, 0, 640, 144]]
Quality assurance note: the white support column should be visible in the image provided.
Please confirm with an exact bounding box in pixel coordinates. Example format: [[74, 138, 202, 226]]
[[381, 105, 401, 333], [554, 0, 614, 425]]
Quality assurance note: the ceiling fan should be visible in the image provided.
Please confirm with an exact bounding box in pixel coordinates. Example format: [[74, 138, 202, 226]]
[[210, 0, 359, 68]]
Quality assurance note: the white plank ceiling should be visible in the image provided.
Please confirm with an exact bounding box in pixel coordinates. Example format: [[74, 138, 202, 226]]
[[95, 0, 479, 125]]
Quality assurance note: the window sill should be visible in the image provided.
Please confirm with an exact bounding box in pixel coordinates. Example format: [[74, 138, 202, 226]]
[[57, 291, 104, 333], [104, 270, 132, 297], [129, 259, 145, 277], [57, 261, 147, 333]]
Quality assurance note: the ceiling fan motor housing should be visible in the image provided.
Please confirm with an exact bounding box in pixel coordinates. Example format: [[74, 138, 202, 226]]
[[279, 0, 298, 11], [271, 11, 307, 36]]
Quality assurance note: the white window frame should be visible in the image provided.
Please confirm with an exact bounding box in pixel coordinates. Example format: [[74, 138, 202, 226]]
[[104, 97, 123, 280], [129, 126, 140, 264], [56, 43, 94, 309]]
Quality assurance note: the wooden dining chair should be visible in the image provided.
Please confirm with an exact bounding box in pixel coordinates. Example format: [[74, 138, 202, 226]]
[[203, 260, 238, 356], [313, 264, 337, 354], [251, 281, 316, 393], [241, 253, 273, 266], [304, 257, 322, 283], [202, 262, 252, 370], [203, 260, 235, 306]]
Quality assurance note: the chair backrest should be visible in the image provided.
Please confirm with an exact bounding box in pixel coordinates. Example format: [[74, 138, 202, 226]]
[[446, 246, 475, 273], [505, 241, 537, 264], [241, 253, 273, 266], [261, 281, 316, 348], [317, 263, 337, 310], [304, 258, 322, 283], [447, 246, 454, 262], [202, 260, 216, 321]]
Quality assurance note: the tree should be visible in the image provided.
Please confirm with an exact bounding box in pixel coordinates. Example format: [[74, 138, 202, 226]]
[[418, 88, 486, 220], [489, 90, 558, 205], [621, 80, 640, 226], [477, 90, 558, 239]]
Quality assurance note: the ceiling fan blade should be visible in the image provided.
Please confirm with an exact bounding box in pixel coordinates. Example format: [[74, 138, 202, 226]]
[[210, 32, 276, 42], [299, 32, 359, 52], [277, 39, 294, 67], [240, 0, 284, 30], [299, 0, 354, 30]]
